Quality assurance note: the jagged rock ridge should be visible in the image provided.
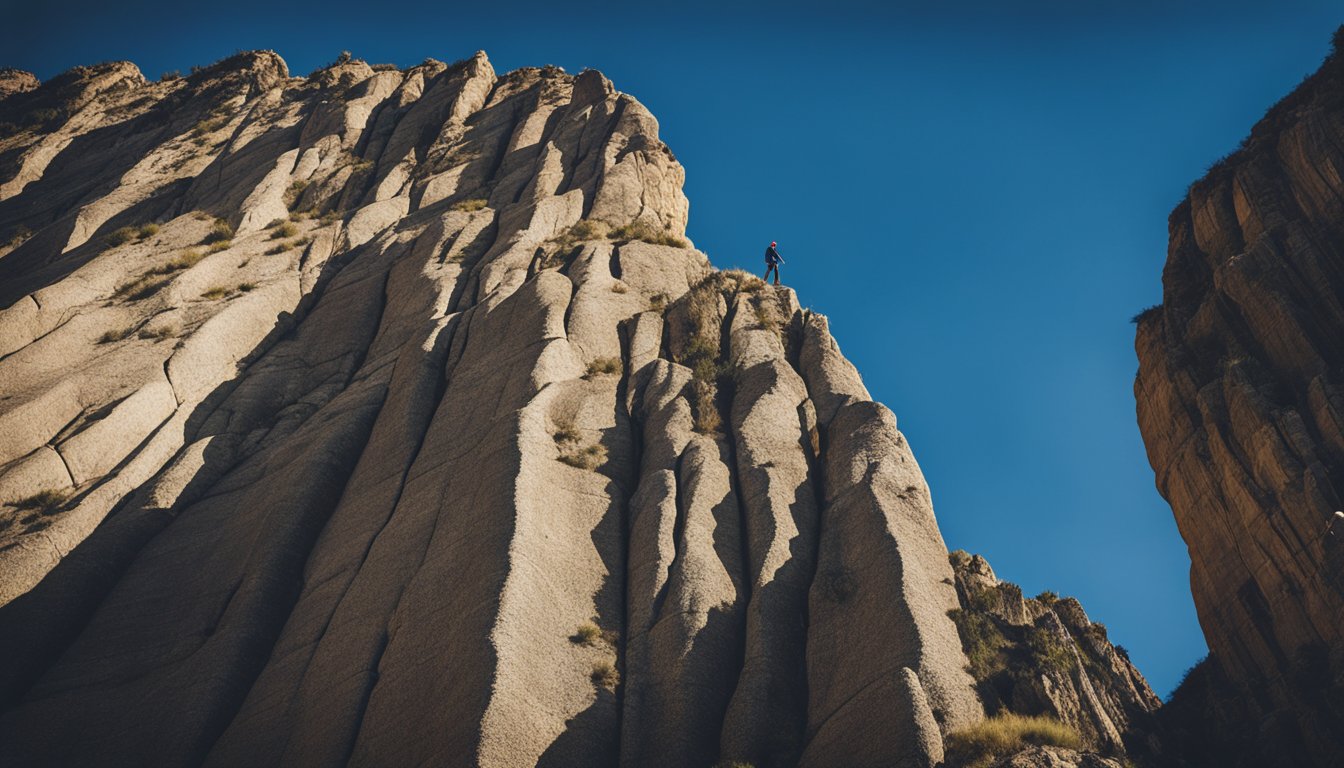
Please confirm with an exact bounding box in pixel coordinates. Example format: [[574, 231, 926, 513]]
[[948, 552, 1162, 763], [1134, 28, 1344, 768], [0, 50, 1003, 767]]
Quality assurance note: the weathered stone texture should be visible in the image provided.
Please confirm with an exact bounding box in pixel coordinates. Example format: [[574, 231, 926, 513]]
[[0, 50, 990, 765], [1134, 34, 1344, 767]]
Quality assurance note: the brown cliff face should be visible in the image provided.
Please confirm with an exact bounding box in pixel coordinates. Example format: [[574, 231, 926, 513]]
[[1134, 29, 1344, 767], [0, 50, 995, 767]]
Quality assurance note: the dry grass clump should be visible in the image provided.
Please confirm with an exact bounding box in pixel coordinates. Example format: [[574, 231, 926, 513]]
[[113, 273, 173, 301], [148, 249, 204, 275], [611, 281, 628, 294], [138, 323, 177, 341], [548, 219, 611, 253], [590, 660, 620, 690], [452, 198, 488, 212], [584, 357, 623, 378], [96, 325, 135, 344], [608, 220, 687, 248], [207, 239, 232, 253], [552, 417, 581, 445], [649, 292, 668, 312], [104, 223, 158, 247], [270, 221, 299, 239], [284, 180, 309, 211], [190, 116, 227, 137], [571, 622, 619, 648], [943, 714, 1081, 768], [266, 242, 291, 255], [559, 444, 607, 470], [9, 489, 68, 514], [201, 218, 233, 245], [319, 210, 341, 225], [200, 286, 231, 300]]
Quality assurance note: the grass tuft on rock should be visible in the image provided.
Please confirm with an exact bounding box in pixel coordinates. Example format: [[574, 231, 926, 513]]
[[284, 180, 309, 211], [138, 323, 177, 341], [585, 357, 623, 378], [944, 714, 1081, 768], [559, 443, 607, 470], [201, 218, 233, 245], [590, 660, 620, 690], [452, 198, 488, 212], [608, 220, 687, 248], [113, 274, 172, 301], [270, 221, 298, 239]]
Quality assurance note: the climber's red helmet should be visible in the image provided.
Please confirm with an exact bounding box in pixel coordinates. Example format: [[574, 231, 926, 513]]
[[770, 241, 777, 247]]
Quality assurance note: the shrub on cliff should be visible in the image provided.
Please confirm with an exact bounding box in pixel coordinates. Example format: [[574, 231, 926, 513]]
[[608, 220, 686, 248], [944, 714, 1081, 768]]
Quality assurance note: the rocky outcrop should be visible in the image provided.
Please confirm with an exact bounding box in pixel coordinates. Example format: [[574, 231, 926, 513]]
[[0, 50, 988, 766], [1134, 27, 1344, 767], [947, 552, 1162, 765]]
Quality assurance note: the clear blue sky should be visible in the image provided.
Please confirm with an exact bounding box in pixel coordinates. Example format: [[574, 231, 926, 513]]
[[5, 0, 1340, 698]]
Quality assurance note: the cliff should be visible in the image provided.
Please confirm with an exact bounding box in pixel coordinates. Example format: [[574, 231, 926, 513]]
[[0, 50, 994, 766], [1134, 28, 1344, 767], [0, 49, 1160, 767]]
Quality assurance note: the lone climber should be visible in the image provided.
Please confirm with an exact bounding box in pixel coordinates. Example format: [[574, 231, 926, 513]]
[[764, 241, 784, 285]]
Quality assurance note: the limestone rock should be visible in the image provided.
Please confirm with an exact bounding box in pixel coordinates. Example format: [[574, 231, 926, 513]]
[[0, 46, 1139, 767], [1134, 27, 1344, 767]]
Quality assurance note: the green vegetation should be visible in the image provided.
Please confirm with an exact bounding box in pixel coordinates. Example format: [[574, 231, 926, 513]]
[[944, 714, 1082, 768], [452, 198, 488, 212], [1035, 591, 1059, 606], [1027, 626, 1077, 674], [202, 218, 233, 244], [9, 489, 68, 514], [270, 221, 299, 239], [238, 282, 257, 293], [584, 357, 623, 378], [590, 660, 620, 690], [608, 220, 687, 248]]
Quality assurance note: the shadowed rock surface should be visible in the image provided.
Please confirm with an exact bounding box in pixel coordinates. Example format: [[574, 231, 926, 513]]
[[1134, 28, 1344, 768], [0, 50, 1021, 766], [948, 552, 1162, 766]]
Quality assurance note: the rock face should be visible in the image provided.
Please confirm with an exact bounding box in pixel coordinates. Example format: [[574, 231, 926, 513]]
[[0, 50, 990, 766], [1134, 29, 1344, 768], [948, 552, 1162, 765]]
